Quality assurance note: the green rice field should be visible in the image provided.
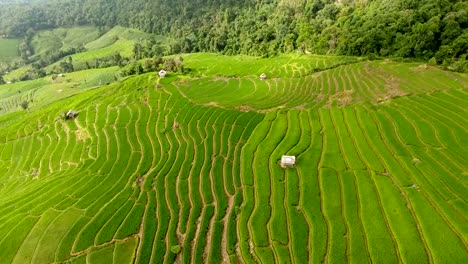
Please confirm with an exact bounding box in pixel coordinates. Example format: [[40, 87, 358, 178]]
[[0, 53, 466, 263], [0, 67, 118, 115]]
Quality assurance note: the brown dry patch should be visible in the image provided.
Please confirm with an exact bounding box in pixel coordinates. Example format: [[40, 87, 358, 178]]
[[326, 90, 355, 107], [257, 105, 287, 113], [172, 122, 180, 129], [385, 80, 405, 94], [249, 240, 255, 255], [365, 63, 408, 102], [31, 168, 39, 179], [364, 63, 401, 82], [203, 102, 220, 107], [71, 235, 138, 257], [62, 161, 79, 167], [134, 176, 144, 188], [173, 227, 185, 264], [315, 93, 325, 103], [236, 105, 254, 112], [411, 64, 436, 71], [213, 76, 231, 82], [293, 103, 308, 110], [175, 79, 190, 87], [377, 79, 408, 103], [190, 218, 202, 262], [138, 96, 150, 107], [75, 128, 90, 141], [220, 195, 234, 263]]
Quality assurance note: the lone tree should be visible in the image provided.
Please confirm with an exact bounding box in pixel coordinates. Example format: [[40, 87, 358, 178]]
[[59, 56, 74, 73], [170, 245, 181, 254], [20, 100, 29, 110]]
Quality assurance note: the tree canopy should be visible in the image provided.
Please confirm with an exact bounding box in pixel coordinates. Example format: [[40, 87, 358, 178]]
[[0, 0, 467, 71]]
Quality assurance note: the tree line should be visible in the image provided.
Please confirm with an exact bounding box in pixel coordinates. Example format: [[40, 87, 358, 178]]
[[0, 0, 467, 72]]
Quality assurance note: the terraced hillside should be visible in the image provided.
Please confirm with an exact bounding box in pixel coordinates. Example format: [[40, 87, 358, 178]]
[[0, 54, 467, 263], [0, 67, 118, 115], [30, 27, 101, 60], [2, 26, 169, 82], [45, 26, 169, 72]]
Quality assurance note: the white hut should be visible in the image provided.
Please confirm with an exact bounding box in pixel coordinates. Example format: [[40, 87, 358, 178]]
[[259, 73, 267, 80], [159, 70, 167, 78], [280, 155, 296, 168], [65, 110, 78, 120]]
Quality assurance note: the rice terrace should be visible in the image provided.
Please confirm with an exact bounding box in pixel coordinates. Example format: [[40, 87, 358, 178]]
[[0, 0, 468, 264]]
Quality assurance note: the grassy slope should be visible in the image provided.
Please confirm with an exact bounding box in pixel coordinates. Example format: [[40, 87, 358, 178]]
[[0, 53, 466, 263], [2, 64, 32, 82], [84, 26, 158, 50], [31, 27, 101, 59], [3, 27, 102, 81], [0, 38, 20, 62]]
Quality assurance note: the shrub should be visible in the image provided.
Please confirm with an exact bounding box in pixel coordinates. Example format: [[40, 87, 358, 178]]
[[170, 245, 181, 254]]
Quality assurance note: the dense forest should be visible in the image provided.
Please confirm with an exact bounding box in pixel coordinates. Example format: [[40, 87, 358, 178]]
[[0, 0, 467, 71]]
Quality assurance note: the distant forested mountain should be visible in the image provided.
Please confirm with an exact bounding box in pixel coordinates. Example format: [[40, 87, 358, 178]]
[[0, 0, 467, 70]]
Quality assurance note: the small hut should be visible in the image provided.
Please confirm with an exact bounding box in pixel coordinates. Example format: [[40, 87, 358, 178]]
[[280, 155, 296, 168], [65, 110, 78, 120], [159, 70, 167, 78], [259, 73, 267, 80]]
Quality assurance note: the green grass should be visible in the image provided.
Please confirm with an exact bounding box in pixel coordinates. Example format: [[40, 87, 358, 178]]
[[0, 51, 467, 264]]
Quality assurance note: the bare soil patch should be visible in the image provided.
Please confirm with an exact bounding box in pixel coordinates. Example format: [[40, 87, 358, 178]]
[[235, 105, 254, 112], [411, 64, 437, 71], [326, 90, 355, 107], [75, 128, 90, 141]]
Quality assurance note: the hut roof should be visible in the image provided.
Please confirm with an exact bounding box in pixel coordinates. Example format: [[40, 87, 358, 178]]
[[281, 155, 296, 167], [66, 110, 78, 119]]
